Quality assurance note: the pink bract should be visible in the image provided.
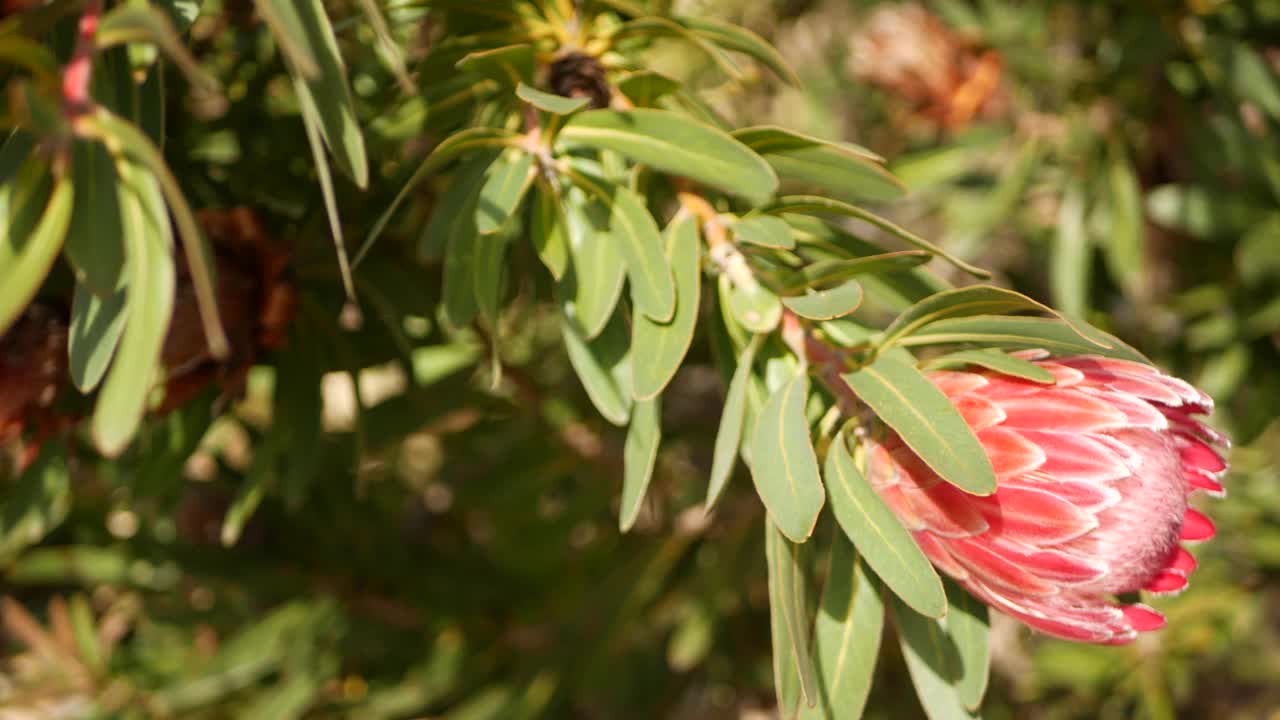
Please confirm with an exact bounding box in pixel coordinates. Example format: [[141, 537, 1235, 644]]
[[866, 351, 1227, 644]]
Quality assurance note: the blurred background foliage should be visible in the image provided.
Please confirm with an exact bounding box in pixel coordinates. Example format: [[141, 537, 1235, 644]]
[[2, 0, 1280, 718]]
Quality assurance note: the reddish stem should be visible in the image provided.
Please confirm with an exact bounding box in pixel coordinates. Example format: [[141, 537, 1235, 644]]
[[62, 0, 102, 116]]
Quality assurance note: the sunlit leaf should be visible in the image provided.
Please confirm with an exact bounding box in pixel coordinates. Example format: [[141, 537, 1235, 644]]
[[843, 352, 997, 496], [562, 308, 632, 426], [633, 213, 701, 400], [732, 214, 795, 249], [516, 82, 589, 114], [750, 373, 825, 542], [919, 348, 1055, 384], [893, 595, 978, 720], [706, 333, 762, 511], [620, 397, 661, 531], [900, 315, 1148, 363], [0, 155, 73, 336], [68, 283, 127, 392], [766, 522, 818, 715], [781, 281, 864, 321], [734, 126, 903, 203]]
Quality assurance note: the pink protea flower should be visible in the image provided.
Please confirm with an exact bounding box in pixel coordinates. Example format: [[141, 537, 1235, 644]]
[[865, 352, 1227, 643]]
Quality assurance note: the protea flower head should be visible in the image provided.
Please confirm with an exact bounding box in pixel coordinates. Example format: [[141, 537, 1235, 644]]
[[865, 351, 1227, 643]]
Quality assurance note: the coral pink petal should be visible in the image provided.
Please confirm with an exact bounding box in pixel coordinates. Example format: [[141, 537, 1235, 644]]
[[1018, 612, 1118, 643], [1018, 430, 1132, 483], [1143, 571, 1189, 595], [930, 370, 988, 397], [975, 427, 1046, 477], [979, 376, 1045, 399], [1166, 546, 1197, 576], [977, 485, 1098, 545], [1037, 362, 1085, 386], [996, 391, 1129, 432], [950, 538, 1059, 596], [1185, 468, 1226, 496], [987, 538, 1108, 584], [1181, 508, 1216, 541], [1080, 388, 1169, 429], [879, 485, 924, 531], [951, 394, 1006, 431], [1176, 432, 1227, 474], [902, 482, 990, 537], [1003, 478, 1120, 513], [1121, 604, 1167, 632], [913, 532, 970, 580]]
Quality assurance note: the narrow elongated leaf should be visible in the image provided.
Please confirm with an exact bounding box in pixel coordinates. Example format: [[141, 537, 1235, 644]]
[[69, 283, 127, 392], [558, 188, 627, 338], [442, 187, 481, 327], [1104, 145, 1144, 293], [599, 183, 675, 322], [945, 580, 990, 711], [455, 44, 534, 86], [780, 252, 930, 293], [473, 223, 512, 330], [633, 214, 701, 400], [92, 163, 176, 457], [676, 15, 799, 85], [94, 4, 218, 91], [0, 158, 73, 335], [920, 348, 1055, 384], [259, 0, 368, 186], [0, 440, 69, 563], [733, 215, 795, 249], [706, 334, 762, 511], [1146, 184, 1266, 238], [893, 595, 978, 720], [561, 309, 632, 426], [782, 281, 864, 320], [766, 522, 818, 715], [901, 315, 1148, 363], [476, 149, 534, 235], [295, 73, 356, 303], [843, 353, 996, 495], [879, 285, 1103, 351], [531, 181, 569, 280], [764, 195, 990, 279], [734, 126, 903, 203], [616, 71, 681, 106], [824, 431, 946, 617], [559, 109, 778, 204], [619, 397, 661, 531], [1052, 182, 1089, 318], [64, 140, 125, 294], [516, 82, 589, 114], [750, 373, 825, 542], [799, 537, 884, 720]]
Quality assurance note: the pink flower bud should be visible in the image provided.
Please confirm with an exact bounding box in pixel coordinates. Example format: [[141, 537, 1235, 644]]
[[866, 352, 1227, 643]]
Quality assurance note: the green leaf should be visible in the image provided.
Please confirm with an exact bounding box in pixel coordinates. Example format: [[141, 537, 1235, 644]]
[[0, 439, 70, 563], [703, 331, 759, 509], [473, 220, 513, 330], [616, 71, 682, 107], [295, 72, 356, 303], [92, 162, 176, 457], [675, 15, 800, 85], [782, 281, 864, 321], [919, 348, 1055, 384], [892, 595, 978, 720], [879, 285, 1104, 352], [1103, 145, 1144, 293], [530, 180, 570, 280], [763, 195, 990, 279], [766, 522, 818, 715], [729, 282, 783, 333], [824, 430, 946, 617], [843, 352, 996, 496], [1146, 184, 1267, 239], [619, 396, 661, 531], [562, 308, 632, 426], [442, 186, 481, 328], [597, 183, 675, 322], [64, 140, 125, 294], [455, 44, 535, 86], [0, 156, 73, 336], [69, 283, 127, 392], [945, 580, 990, 711], [558, 187, 627, 338], [416, 149, 499, 260], [95, 3, 219, 91], [1052, 182, 1089, 318], [1225, 41, 1280, 120], [780, 252, 930, 294], [734, 126, 904, 203], [799, 537, 884, 720], [732, 214, 795, 249], [632, 214, 701, 400], [900, 315, 1149, 363], [476, 148, 534, 235], [516, 82, 589, 114], [750, 373, 825, 542], [262, 0, 368, 187], [1237, 215, 1280, 286], [559, 109, 778, 204]]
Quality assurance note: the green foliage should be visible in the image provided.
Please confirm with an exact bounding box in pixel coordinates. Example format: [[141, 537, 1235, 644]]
[[0, 0, 1275, 718]]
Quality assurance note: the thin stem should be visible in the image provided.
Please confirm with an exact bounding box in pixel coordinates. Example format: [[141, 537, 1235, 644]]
[[62, 0, 102, 117]]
